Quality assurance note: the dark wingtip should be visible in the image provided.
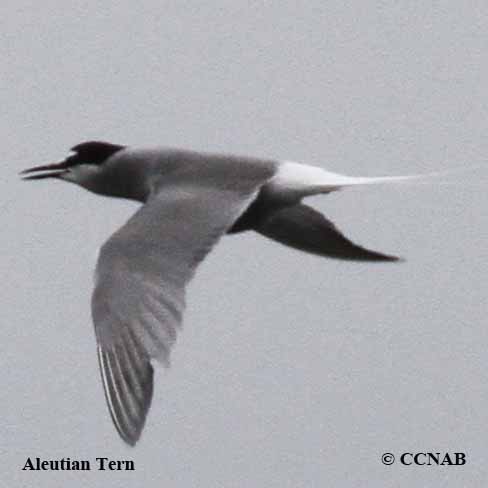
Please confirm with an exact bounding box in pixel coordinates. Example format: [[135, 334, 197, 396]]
[[254, 203, 408, 264], [332, 243, 404, 263], [120, 432, 139, 447], [357, 250, 405, 263], [373, 253, 403, 263]]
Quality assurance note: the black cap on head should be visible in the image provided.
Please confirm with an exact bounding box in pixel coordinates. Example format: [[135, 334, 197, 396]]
[[21, 140, 126, 180], [70, 141, 125, 165]]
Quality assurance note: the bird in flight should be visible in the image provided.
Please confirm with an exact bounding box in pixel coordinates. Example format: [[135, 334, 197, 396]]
[[22, 141, 418, 445]]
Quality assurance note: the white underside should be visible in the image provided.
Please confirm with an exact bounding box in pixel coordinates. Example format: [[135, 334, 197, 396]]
[[267, 161, 424, 199]]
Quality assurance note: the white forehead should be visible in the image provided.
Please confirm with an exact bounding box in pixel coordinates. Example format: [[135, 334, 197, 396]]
[[59, 149, 77, 160]]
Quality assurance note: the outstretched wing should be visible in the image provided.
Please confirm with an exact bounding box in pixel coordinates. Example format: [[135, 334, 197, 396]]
[[256, 203, 400, 261], [92, 164, 274, 445]]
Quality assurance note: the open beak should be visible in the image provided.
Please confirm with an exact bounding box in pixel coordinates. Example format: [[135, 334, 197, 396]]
[[20, 160, 71, 180]]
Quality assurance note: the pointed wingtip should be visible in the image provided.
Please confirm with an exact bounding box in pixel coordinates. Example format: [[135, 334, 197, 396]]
[[345, 247, 404, 263], [374, 253, 405, 263], [370, 253, 405, 263], [121, 433, 139, 447]]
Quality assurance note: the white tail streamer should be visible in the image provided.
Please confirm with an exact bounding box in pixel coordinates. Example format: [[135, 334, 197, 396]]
[[270, 161, 484, 198]]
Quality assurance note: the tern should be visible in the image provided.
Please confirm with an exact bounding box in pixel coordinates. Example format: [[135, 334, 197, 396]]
[[22, 141, 422, 445]]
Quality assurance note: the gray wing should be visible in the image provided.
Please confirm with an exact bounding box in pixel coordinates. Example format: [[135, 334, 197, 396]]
[[92, 167, 274, 445], [256, 203, 400, 261]]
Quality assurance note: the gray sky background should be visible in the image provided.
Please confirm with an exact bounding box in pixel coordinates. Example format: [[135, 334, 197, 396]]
[[2, 2, 488, 487]]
